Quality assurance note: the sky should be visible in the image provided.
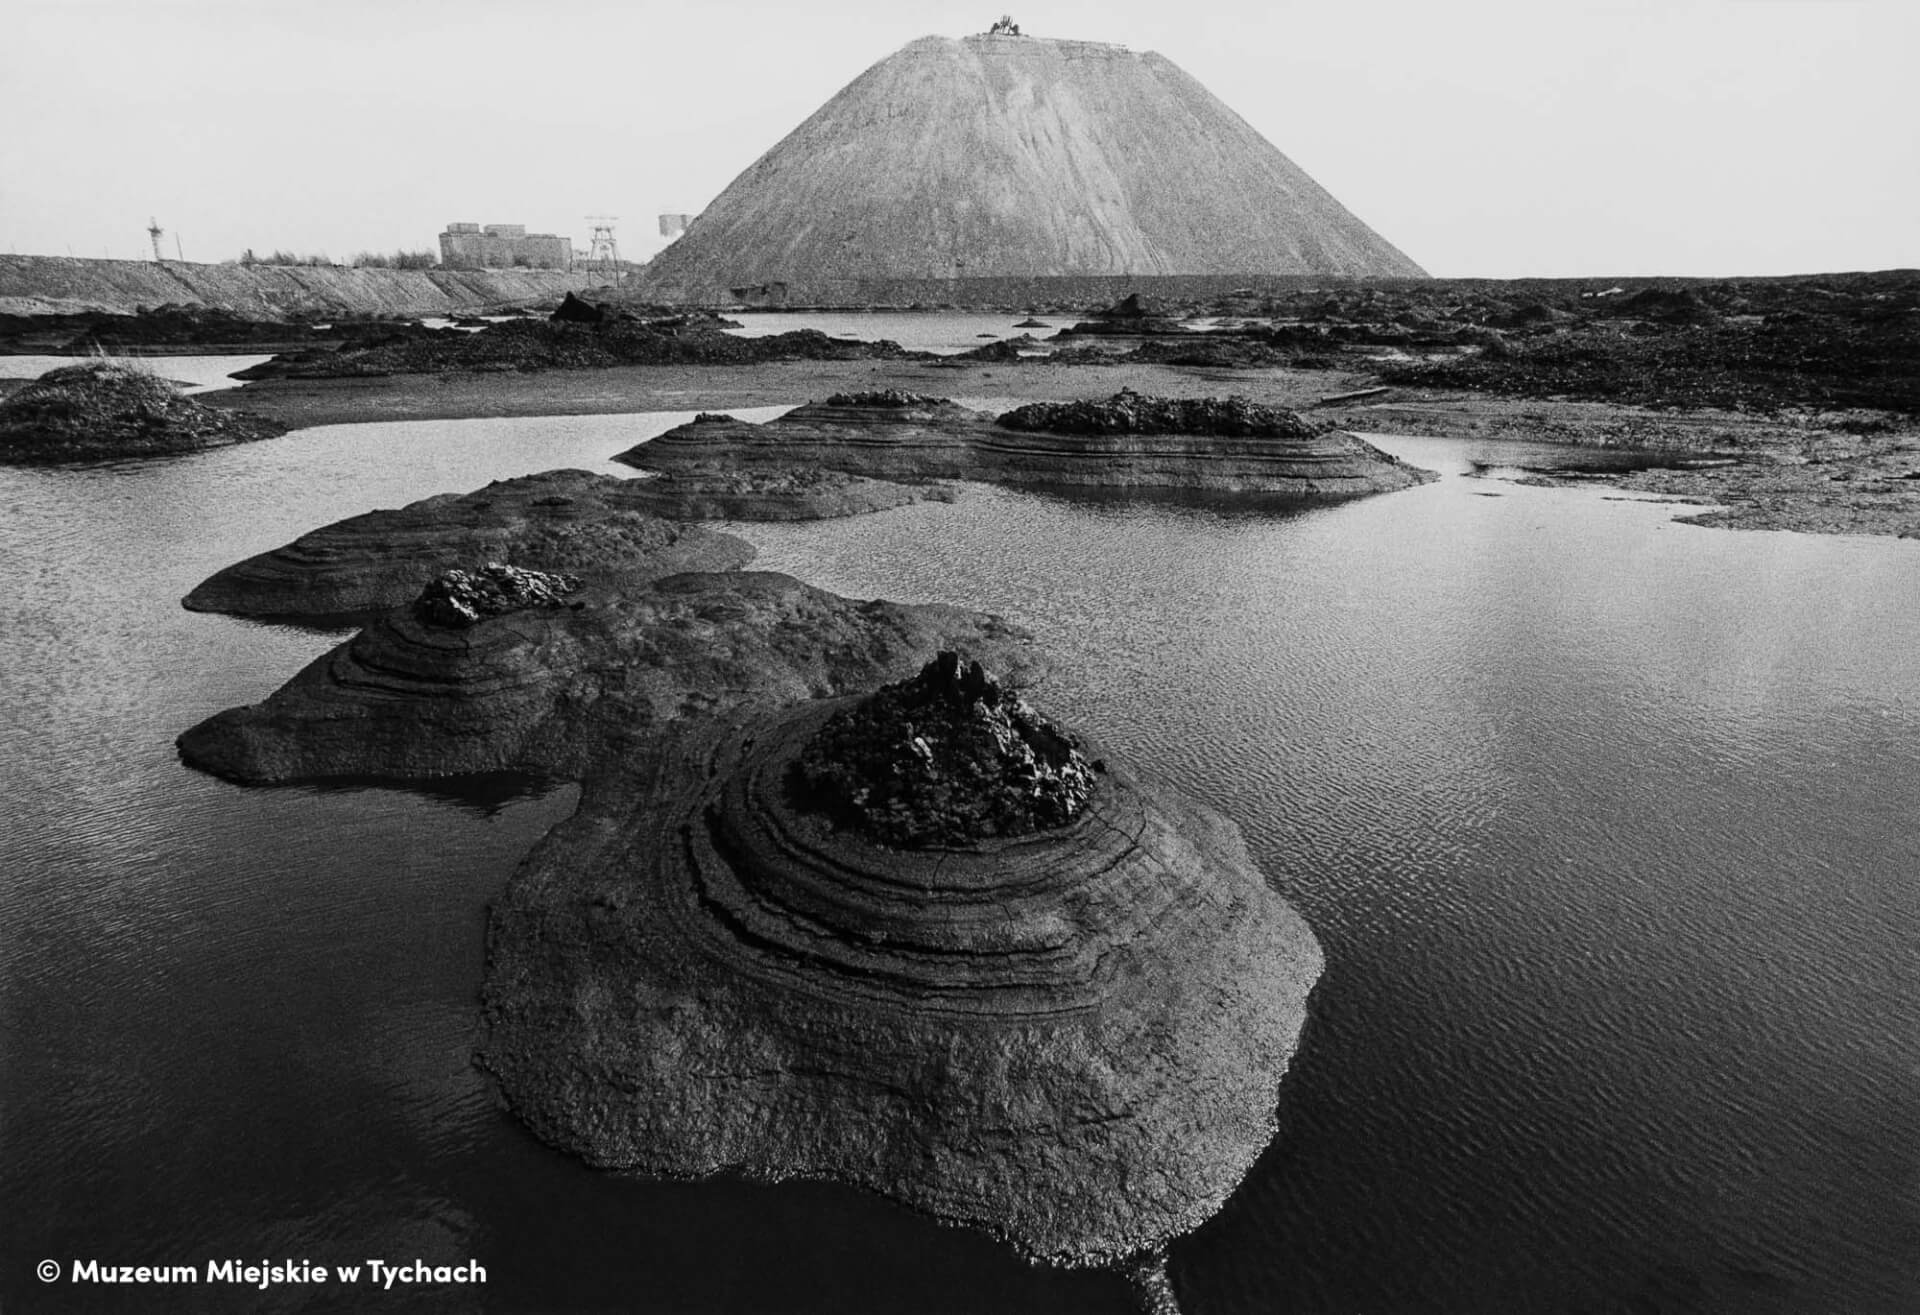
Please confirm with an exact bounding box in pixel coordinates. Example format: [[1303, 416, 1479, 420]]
[[1, 0, 1914, 278]]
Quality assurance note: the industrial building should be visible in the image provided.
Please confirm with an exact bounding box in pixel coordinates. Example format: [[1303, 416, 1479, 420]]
[[438, 222, 573, 271]]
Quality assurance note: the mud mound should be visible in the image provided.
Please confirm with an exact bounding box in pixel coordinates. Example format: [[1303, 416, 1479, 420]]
[[627, 391, 1432, 501], [0, 361, 284, 463], [480, 673, 1322, 1265], [182, 469, 754, 622]]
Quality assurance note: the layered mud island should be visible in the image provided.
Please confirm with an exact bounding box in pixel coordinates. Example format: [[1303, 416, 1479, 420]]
[[181, 468, 755, 621], [618, 389, 1430, 518], [482, 653, 1321, 1268]]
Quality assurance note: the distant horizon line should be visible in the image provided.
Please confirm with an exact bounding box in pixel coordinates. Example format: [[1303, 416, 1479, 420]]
[[1, 250, 1913, 283]]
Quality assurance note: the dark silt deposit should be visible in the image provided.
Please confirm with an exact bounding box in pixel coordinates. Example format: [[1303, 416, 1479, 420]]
[[479, 654, 1323, 1266], [0, 302, 337, 354], [177, 570, 1044, 786], [182, 468, 756, 621], [0, 360, 285, 463], [234, 314, 923, 380], [619, 390, 1431, 508]]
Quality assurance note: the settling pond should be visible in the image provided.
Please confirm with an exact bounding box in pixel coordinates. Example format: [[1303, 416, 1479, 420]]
[[2, 410, 1915, 1313]]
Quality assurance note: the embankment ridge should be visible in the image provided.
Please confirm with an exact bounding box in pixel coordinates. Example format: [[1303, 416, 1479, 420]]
[[0, 254, 583, 319]]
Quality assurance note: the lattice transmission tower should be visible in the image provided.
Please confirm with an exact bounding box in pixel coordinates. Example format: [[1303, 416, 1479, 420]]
[[584, 217, 621, 284]]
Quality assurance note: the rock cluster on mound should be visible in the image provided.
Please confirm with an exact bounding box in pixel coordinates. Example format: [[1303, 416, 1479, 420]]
[[794, 651, 1097, 847], [479, 656, 1323, 1266], [822, 388, 949, 408], [0, 361, 285, 463], [413, 562, 580, 628], [998, 390, 1318, 437], [182, 469, 754, 621], [618, 389, 1432, 512]]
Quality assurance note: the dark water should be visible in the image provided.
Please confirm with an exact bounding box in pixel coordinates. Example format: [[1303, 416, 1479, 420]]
[[3, 416, 1916, 1314]]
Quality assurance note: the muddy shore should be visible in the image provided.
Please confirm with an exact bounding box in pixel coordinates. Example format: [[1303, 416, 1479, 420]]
[[204, 360, 1920, 539]]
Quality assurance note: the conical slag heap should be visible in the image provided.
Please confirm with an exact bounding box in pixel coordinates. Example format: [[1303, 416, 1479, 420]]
[[641, 33, 1425, 300]]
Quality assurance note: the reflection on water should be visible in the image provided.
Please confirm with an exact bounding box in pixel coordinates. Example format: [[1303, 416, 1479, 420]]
[[3, 411, 1917, 1313], [724, 456, 1920, 1315]]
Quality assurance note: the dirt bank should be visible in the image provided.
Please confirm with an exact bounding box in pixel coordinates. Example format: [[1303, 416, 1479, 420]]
[[0, 255, 584, 319]]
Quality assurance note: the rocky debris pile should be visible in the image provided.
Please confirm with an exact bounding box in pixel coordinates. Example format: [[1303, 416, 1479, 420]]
[[0, 361, 285, 463], [1384, 317, 1920, 415], [1105, 271, 1919, 417], [997, 389, 1319, 438], [412, 562, 580, 628], [1123, 336, 1297, 369], [793, 651, 1097, 847]]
